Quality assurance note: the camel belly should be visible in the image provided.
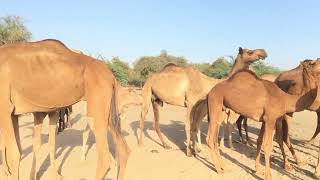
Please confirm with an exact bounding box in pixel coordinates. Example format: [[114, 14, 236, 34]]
[[9, 56, 86, 111], [11, 88, 82, 114], [151, 73, 188, 107], [223, 87, 265, 121]]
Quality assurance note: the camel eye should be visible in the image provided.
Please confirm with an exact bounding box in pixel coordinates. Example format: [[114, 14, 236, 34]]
[[247, 51, 254, 55]]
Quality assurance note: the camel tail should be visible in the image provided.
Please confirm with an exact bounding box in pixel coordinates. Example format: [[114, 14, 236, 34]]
[[138, 75, 153, 145], [141, 76, 153, 109], [190, 97, 208, 133], [110, 81, 121, 133], [109, 80, 130, 180]]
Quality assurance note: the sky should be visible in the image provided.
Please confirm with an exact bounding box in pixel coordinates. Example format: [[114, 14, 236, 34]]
[[1, 0, 319, 69]]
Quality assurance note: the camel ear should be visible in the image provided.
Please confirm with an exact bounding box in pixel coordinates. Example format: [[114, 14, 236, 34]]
[[238, 47, 243, 55]]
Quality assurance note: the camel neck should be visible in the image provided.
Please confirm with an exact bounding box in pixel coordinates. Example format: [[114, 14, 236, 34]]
[[284, 68, 318, 113], [229, 57, 249, 76]]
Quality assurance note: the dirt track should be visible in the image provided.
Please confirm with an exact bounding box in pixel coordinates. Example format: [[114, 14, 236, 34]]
[[1, 101, 319, 180]]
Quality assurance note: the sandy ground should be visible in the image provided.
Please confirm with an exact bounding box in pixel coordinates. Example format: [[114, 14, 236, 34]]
[[1, 101, 320, 180]]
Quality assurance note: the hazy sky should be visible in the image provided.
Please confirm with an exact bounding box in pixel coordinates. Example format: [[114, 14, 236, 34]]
[[1, 0, 319, 69]]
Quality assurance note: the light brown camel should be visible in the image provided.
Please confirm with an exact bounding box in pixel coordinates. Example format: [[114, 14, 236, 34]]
[[81, 86, 142, 161], [204, 60, 319, 180], [138, 47, 267, 156], [0, 39, 130, 180]]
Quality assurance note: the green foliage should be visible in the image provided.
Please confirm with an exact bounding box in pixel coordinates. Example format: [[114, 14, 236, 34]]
[[106, 57, 130, 86], [88, 51, 282, 87], [133, 50, 188, 81], [252, 61, 282, 76], [192, 57, 232, 79], [205, 58, 232, 79], [0, 16, 31, 45]]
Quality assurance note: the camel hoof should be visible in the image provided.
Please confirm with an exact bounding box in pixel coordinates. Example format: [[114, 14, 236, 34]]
[[30, 172, 37, 180], [55, 173, 63, 180], [138, 141, 144, 147], [314, 169, 320, 179], [228, 143, 235, 150], [195, 146, 202, 153], [255, 169, 264, 176], [163, 144, 172, 149], [1, 166, 10, 177], [186, 148, 193, 157], [216, 167, 225, 174], [81, 156, 86, 162], [284, 162, 293, 171]]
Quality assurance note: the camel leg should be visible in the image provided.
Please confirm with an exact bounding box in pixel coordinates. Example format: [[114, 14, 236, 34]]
[[12, 116, 22, 155], [81, 123, 90, 161], [87, 91, 114, 179], [263, 119, 276, 180], [139, 100, 151, 147], [227, 120, 234, 149], [2, 116, 22, 177], [66, 108, 72, 128], [57, 111, 63, 133], [0, 112, 21, 180], [152, 100, 171, 149], [219, 122, 225, 148], [185, 105, 196, 156], [306, 111, 320, 145], [282, 114, 305, 166], [196, 129, 203, 152], [255, 122, 265, 176], [236, 115, 245, 143], [109, 123, 130, 180], [207, 114, 225, 173], [48, 112, 62, 180], [92, 125, 111, 180], [207, 96, 226, 173], [30, 112, 46, 180], [275, 118, 292, 171], [314, 139, 320, 178], [0, 132, 9, 177], [243, 118, 253, 146]]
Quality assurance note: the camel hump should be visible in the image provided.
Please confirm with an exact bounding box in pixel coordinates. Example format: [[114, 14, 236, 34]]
[[32, 39, 69, 49], [160, 63, 181, 72], [163, 63, 178, 68]]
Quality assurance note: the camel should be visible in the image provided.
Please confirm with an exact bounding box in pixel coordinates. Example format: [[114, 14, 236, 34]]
[[58, 106, 73, 132], [236, 73, 279, 145], [81, 86, 142, 161], [138, 47, 267, 156], [0, 39, 130, 180], [237, 60, 320, 171], [203, 60, 319, 180]]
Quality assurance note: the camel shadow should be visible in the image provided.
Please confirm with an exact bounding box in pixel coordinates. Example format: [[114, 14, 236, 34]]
[[130, 119, 187, 150], [35, 125, 126, 179]]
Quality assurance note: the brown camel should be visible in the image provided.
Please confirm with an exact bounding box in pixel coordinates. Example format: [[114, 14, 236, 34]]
[[236, 73, 279, 145], [204, 60, 318, 180], [0, 39, 130, 180], [81, 86, 142, 161], [138, 47, 267, 156], [217, 49, 269, 148], [237, 60, 320, 171]]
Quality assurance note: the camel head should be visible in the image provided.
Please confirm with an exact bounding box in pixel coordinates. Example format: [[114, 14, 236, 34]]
[[301, 59, 320, 77], [237, 47, 268, 64]]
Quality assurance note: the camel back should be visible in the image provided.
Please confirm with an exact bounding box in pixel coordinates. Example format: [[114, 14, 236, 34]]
[[0, 40, 108, 110]]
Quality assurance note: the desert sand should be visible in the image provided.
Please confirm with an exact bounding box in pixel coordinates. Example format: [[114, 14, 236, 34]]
[[1, 101, 319, 180]]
